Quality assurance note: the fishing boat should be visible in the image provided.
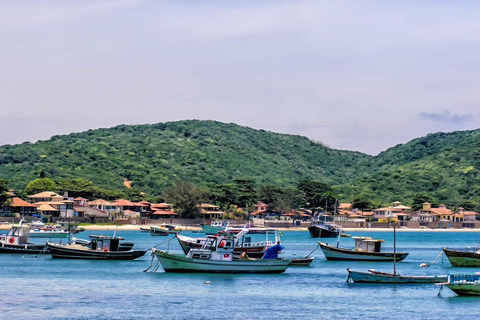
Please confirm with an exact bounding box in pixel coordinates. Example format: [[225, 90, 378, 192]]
[[200, 221, 229, 235], [346, 268, 447, 283], [308, 222, 340, 238], [442, 247, 480, 267], [46, 235, 146, 260], [151, 233, 290, 273], [319, 237, 409, 261], [150, 224, 181, 236], [0, 221, 47, 254], [176, 228, 279, 258], [72, 235, 135, 251], [438, 273, 480, 296]]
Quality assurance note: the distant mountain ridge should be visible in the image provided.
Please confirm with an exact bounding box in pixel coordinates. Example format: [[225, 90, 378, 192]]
[[1, 120, 479, 207]]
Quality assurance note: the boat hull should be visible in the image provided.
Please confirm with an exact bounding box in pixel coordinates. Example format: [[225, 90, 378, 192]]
[[0, 243, 47, 254], [47, 243, 146, 260], [347, 268, 447, 283], [200, 224, 226, 235], [289, 257, 314, 266], [177, 236, 268, 258], [446, 284, 480, 296], [443, 247, 480, 267], [319, 242, 408, 261], [308, 226, 339, 238], [29, 231, 70, 238], [154, 250, 289, 274]]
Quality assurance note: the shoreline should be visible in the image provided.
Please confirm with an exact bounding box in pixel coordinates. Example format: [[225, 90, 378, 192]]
[[3, 224, 480, 232]]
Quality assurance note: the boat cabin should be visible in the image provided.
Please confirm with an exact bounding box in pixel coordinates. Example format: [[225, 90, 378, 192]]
[[186, 235, 236, 261], [353, 237, 385, 252], [1, 224, 31, 245], [90, 235, 123, 252]]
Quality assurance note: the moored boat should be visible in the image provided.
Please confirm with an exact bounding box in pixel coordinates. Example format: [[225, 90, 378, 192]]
[[72, 235, 134, 251], [0, 221, 47, 254], [289, 257, 314, 266], [319, 237, 409, 261], [438, 273, 480, 296], [150, 224, 181, 236], [151, 233, 289, 273], [443, 247, 480, 267], [176, 228, 279, 258], [346, 268, 447, 284], [200, 221, 229, 235], [308, 222, 341, 238], [47, 235, 146, 260]]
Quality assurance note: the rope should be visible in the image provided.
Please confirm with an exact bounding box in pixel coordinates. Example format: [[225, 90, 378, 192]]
[[144, 236, 176, 272], [421, 251, 443, 268], [152, 236, 176, 249], [305, 244, 319, 258]]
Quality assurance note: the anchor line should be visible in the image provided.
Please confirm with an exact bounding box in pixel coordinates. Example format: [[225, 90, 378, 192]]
[[305, 244, 319, 258]]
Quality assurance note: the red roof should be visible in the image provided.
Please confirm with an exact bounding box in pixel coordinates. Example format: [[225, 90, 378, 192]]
[[249, 210, 265, 216], [115, 199, 134, 206], [11, 197, 37, 208]]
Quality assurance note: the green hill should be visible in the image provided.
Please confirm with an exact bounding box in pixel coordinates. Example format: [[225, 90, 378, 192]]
[[1, 120, 479, 209], [0, 120, 370, 194]]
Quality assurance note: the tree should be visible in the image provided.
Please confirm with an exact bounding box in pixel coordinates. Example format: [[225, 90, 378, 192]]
[[297, 179, 337, 213], [352, 195, 375, 211], [163, 181, 207, 218], [411, 193, 437, 211], [0, 179, 9, 204], [56, 178, 95, 198], [25, 178, 56, 195]]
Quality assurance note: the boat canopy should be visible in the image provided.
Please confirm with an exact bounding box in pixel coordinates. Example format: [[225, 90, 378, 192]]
[[353, 237, 384, 252]]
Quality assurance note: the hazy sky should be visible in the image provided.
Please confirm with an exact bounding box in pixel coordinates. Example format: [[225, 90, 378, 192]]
[[1, 0, 479, 155]]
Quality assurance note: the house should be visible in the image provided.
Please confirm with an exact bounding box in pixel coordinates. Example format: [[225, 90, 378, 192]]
[[73, 203, 109, 223], [35, 200, 74, 218], [149, 203, 179, 220], [198, 203, 225, 220], [1, 197, 38, 217], [73, 197, 89, 206], [88, 199, 118, 215]]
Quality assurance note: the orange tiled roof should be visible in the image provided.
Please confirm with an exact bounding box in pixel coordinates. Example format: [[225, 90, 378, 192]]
[[89, 199, 114, 206], [114, 199, 134, 206], [11, 197, 37, 208]]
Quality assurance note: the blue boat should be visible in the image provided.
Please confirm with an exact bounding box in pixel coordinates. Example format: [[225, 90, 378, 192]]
[[438, 273, 480, 296]]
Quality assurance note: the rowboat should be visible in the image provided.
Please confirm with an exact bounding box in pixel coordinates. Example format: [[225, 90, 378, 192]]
[[151, 233, 289, 273], [347, 268, 447, 283], [443, 247, 480, 267], [0, 221, 47, 254], [319, 237, 409, 261], [289, 257, 314, 266], [438, 273, 480, 296], [46, 235, 146, 260], [150, 224, 181, 236]]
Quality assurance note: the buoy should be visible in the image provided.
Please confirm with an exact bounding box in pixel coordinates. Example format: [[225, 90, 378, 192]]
[[420, 263, 427, 268], [204, 281, 211, 285]]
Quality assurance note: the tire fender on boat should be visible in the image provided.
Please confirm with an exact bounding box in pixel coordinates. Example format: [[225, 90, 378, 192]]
[[8, 237, 15, 244]]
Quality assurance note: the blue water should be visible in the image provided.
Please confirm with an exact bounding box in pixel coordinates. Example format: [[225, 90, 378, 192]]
[[1, 230, 480, 319]]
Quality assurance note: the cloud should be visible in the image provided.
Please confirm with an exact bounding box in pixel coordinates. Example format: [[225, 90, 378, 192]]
[[418, 110, 474, 123]]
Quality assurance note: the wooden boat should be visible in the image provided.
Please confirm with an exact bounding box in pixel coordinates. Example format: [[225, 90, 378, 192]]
[[344, 226, 441, 283], [308, 222, 340, 238], [140, 227, 151, 233], [200, 221, 230, 235], [438, 273, 480, 296], [0, 222, 47, 254], [289, 257, 314, 266], [152, 233, 289, 273], [150, 224, 181, 236], [319, 237, 409, 261], [46, 235, 146, 260], [72, 235, 134, 251], [443, 247, 480, 267], [347, 268, 447, 283], [176, 228, 279, 258]]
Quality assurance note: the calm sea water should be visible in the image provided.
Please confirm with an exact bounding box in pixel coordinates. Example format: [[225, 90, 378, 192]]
[[1, 230, 480, 320]]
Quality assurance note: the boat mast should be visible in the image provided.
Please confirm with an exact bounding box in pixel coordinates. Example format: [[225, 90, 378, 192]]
[[393, 224, 397, 275]]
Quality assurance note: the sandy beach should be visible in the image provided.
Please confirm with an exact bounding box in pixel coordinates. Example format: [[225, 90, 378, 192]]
[[2, 223, 480, 232]]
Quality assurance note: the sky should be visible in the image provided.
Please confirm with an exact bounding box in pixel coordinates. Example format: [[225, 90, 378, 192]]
[[1, 0, 479, 155]]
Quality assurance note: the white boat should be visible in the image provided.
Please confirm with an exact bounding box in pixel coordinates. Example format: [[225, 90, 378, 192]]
[[438, 273, 480, 296], [176, 228, 279, 258], [151, 231, 289, 273], [30, 228, 70, 238], [319, 237, 409, 261], [200, 221, 229, 235]]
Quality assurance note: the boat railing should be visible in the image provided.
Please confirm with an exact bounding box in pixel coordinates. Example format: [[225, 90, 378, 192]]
[[445, 246, 480, 253], [449, 273, 480, 284], [240, 241, 274, 247]]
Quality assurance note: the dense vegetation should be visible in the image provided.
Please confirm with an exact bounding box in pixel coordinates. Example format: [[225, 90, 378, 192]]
[[1, 120, 480, 211]]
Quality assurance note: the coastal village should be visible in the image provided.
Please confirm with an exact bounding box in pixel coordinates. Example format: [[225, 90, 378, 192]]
[[1, 190, 479, 229]]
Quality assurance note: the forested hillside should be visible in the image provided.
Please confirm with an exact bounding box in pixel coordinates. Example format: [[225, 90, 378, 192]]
[[1, 120, 479, 209], [0, 120, 369, 194]]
